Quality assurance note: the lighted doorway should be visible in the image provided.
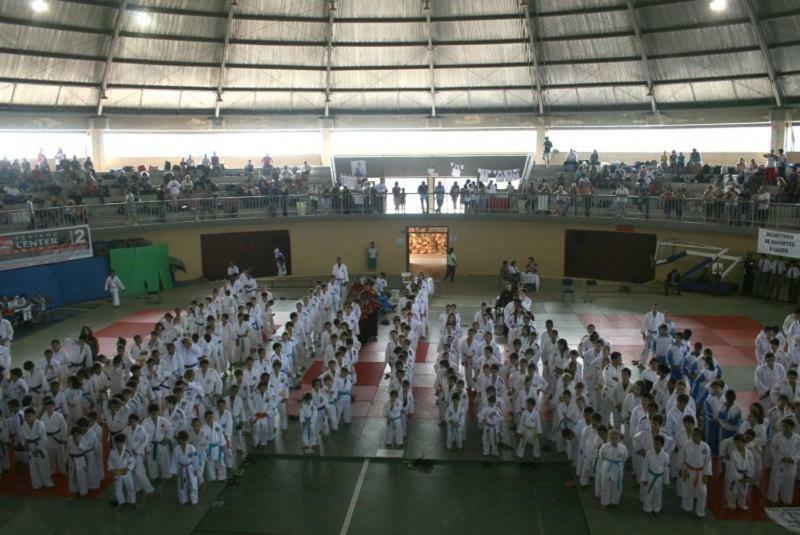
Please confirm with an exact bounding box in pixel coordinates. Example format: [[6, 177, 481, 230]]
[[407, 226, 448, 279]]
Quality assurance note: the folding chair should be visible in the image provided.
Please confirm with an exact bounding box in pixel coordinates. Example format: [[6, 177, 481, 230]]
[[561, 278, 575, 303]]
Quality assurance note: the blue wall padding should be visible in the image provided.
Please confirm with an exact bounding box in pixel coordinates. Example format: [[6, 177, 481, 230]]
[[0, 256, 110, 307]]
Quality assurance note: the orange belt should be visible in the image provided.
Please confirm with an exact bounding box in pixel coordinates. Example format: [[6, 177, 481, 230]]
[[683, 461, 704, 487]]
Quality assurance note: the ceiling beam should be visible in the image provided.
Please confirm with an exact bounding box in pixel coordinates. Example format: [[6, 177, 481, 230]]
[[625, 0, 657, 114], [323, 0, 337, 117], [520, 1, 544, 115], [423, 0, 437, 117], [214, 0, 236, 118], [96, 0, 128, 116], [741, 0, 783, 107]]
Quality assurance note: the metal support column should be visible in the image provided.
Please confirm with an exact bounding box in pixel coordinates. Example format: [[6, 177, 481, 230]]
[[625, 0, 658, 114], [423, 0, 437, 117], [324, 0, 337, 117], [96, 0, 129, 116], [214, 0, 236, 118], [520, 0, 544, 115], [742, 0, 783, 107]]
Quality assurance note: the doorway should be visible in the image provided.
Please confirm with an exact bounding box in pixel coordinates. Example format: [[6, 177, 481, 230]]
[[407, 226, 448, 279]]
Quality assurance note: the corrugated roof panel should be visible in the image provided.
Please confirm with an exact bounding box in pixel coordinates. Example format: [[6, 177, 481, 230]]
[[645, 24, 755, 56], [537, 11, 631, 39], [654, 82, 696, 104], [333, 68, 430, 89], [770, 45, 800, 74], [761, 16, 800, 46], [688, 80, 737, 102], [545, 61, 642, 85], [0, 55, 101, 84], [729, 78, 775, 101], [103, 88, 144, 109], [115, 37, 221, 63], [231, 19, 327, 42], [781, 74, 800, 97], [540, 36, 638, 62], [11, 83, 61, 106], [436, 90, 470, 110], [608, 84, 650, 105], [225, 68, 325, 88], [229, 43, 326, 67], [331, 46, 427, 68], [433, 19, 522, 40], [56, 86, 100, 107], [108, 63, 218, 87], [0, 24, 107, 57], [536, 0, 623, 12], [335, 22, 427, 43], [435, 0, 520, 17], [176, 90, 217, 109], [235, 0, 326, 17], [0, 81, 15, 104], [337, 0, 422, 18], [136, 0, 224, 12], [543, 87, 580, 107], [120, 11, 225, 39], [0, 1, 112, 31], [435, 43, 529, 66], [139, 88, 182, 108], [436, 66, 530, 87], [637, 0, 745, 32], [651, 51, 766, 81]]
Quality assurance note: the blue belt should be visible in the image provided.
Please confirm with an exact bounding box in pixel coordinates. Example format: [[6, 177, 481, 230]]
[[602, 457, 624, 493], [646, 469, 664, 494], [206, 442, 224, 462]]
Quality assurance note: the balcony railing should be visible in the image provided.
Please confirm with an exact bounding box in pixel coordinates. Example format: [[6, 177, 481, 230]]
[[0, 193, 796, 232]]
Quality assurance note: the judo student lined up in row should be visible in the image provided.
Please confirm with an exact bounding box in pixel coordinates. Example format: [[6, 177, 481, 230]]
[[0, 266, 370, 505]]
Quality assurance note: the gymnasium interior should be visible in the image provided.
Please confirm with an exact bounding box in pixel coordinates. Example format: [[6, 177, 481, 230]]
[[1, 0, 800, 534]]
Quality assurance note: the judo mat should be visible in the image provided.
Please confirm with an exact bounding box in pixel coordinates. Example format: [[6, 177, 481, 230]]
[[192, 457, 589, 535]]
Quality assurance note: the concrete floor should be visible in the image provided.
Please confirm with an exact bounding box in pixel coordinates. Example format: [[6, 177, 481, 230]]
[[3, 277, 794, 535]]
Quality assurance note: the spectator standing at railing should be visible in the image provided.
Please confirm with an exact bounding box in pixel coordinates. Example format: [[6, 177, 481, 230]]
[[661, 185, 675, 219], [756, 186, 770, 222], [391, 182, 401, 212], [434, 181, 446, 214], [614, 182, 629, 218], [577, 175, 592, 217], [418, 181, 429, 214], [373, 178, 387, 214], [124, 189, 137, 225], [555, 185, 569, 216], [449, 182, 460, 212], [764, 150, 778, 185], [637, 182, 649, 219]]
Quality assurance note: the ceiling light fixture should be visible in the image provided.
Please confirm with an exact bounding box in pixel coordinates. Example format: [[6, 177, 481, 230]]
[[31, 0, 49, 13], [709, 0, 727, 12], [133, 11, 152, 27]]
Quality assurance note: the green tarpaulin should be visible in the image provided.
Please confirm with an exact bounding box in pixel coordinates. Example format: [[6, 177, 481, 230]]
[[110, 243, 173, 296]]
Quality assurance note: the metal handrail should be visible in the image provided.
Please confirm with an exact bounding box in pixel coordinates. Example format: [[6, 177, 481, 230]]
[[0, 192, 795, 232]]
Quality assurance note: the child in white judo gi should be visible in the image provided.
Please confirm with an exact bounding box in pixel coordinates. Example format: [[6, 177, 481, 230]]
[[300, 392, 318, 453], [250, 382, 276, 447], [768, 417, 800, 505], [596, 429, 628, 507], [124, 414, 155, 496], [725, 434, 755, 510], [446, 392, 466, 451], [171, 430, 200, 506], [335, 367, 354, 425], [400, 379, 415, 438], [143, 403, 173, 481], [67, 426, 91, 497], [516, 397, 542, 459], [203, 410, 227, 481], [108, 433, 137, 508], [21, 408, 53, 489], [478, 395, 503, 456], [679, 427, 713, 518], [384, 390, 404, 448], [641, 434, 670, 515]]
